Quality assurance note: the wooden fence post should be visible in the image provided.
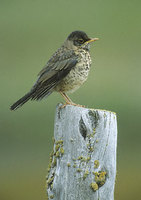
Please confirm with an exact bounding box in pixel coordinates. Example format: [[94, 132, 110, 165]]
[[46, 104, 117, 200]]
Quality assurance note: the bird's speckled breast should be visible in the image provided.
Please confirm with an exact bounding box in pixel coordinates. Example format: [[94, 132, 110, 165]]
[[55, 49, 92, 93]]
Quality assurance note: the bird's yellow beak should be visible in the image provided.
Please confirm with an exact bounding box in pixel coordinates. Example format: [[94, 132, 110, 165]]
[[85, 38, 99, 44]]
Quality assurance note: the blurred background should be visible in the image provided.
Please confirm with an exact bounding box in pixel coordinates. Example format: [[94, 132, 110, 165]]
[[0, 0, 141, 199]]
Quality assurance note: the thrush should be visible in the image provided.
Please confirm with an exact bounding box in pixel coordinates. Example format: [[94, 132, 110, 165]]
[[10, 31, 99, 110]]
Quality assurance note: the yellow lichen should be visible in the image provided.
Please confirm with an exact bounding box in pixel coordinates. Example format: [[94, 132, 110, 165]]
[[60, 147, 64, 155], [94, 171, 107, 186], [52, 158, 57, 167], [90, 108, 116, 115], [77, 168, 82, 172], [47, 139, 65, 193], [47, 164, 51, 174], [78, 156, 87, 162], [47, 177, 54, 185], [83, 170, 89, 179], [46, 176, 54, 189], [55, 151, 60, 158], [50, 195, 54, 199], [78, 156, 83, 160], [94, 160, 100, 169], [55, 144, 60, 152], [55, 140, 63, 145], [67, 163, 71, 167], [90, 182, 98, 191], [93, 128, 96, 134], [50, 183, 53, 189], [87, 157, 91, 162], [50, 150, 54, 157], [89, 147, 94, 152], [46, 150, 54, 177], [87, 143, 90, 147]]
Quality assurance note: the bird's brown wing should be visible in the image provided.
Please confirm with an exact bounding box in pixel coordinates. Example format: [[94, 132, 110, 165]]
[[31, 49, 78, 100]]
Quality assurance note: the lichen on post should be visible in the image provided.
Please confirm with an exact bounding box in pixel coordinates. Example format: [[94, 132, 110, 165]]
[[46, 104, 117, 200]]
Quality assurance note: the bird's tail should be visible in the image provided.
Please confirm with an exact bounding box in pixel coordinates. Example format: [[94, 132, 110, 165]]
[[10, 91, 34, 111]]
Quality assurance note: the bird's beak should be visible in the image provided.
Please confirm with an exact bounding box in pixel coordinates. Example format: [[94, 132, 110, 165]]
[[85, 38, 99, 44]]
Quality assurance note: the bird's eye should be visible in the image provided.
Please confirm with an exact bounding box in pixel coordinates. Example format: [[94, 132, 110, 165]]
[[78, 39, 84, 44]]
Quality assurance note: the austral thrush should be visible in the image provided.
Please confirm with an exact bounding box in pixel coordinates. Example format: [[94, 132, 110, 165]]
[[10, 31, 99, 110]]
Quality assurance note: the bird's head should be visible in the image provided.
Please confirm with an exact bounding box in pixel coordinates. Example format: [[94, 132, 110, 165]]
[[64, 31, 99, 50]]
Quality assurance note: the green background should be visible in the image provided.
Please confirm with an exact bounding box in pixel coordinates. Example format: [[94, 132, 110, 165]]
[[1, 0, 141, 199]]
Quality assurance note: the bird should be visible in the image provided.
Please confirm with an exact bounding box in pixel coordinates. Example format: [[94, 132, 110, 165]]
[[10, 31, 99, 110]]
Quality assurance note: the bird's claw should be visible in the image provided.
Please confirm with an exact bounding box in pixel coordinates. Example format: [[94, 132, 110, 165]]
[[60, 102, 85, 109]]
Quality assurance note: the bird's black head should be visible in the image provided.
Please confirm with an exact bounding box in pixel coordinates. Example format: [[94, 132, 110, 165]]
[[67, 31, 91, 47]]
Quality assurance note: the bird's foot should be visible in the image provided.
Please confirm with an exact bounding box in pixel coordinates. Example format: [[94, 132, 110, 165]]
[[59, 92, 85, 109], [60, 102, 85, 109]]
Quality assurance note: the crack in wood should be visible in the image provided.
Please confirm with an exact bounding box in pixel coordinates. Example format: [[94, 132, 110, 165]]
[[79, 117, 87, 139]]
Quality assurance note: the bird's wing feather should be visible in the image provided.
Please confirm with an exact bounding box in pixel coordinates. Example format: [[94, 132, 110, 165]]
[[31, 48, 78, 100]]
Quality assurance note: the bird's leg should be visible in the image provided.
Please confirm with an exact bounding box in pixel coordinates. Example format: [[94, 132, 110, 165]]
[[59, 92, 73, 104], [59, 91, 85, 108]]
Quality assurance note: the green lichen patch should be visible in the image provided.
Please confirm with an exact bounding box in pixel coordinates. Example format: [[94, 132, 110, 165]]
[[90, 182, 98, 192], [94, 160, 100, 169], [94, 171, 107, 187]]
